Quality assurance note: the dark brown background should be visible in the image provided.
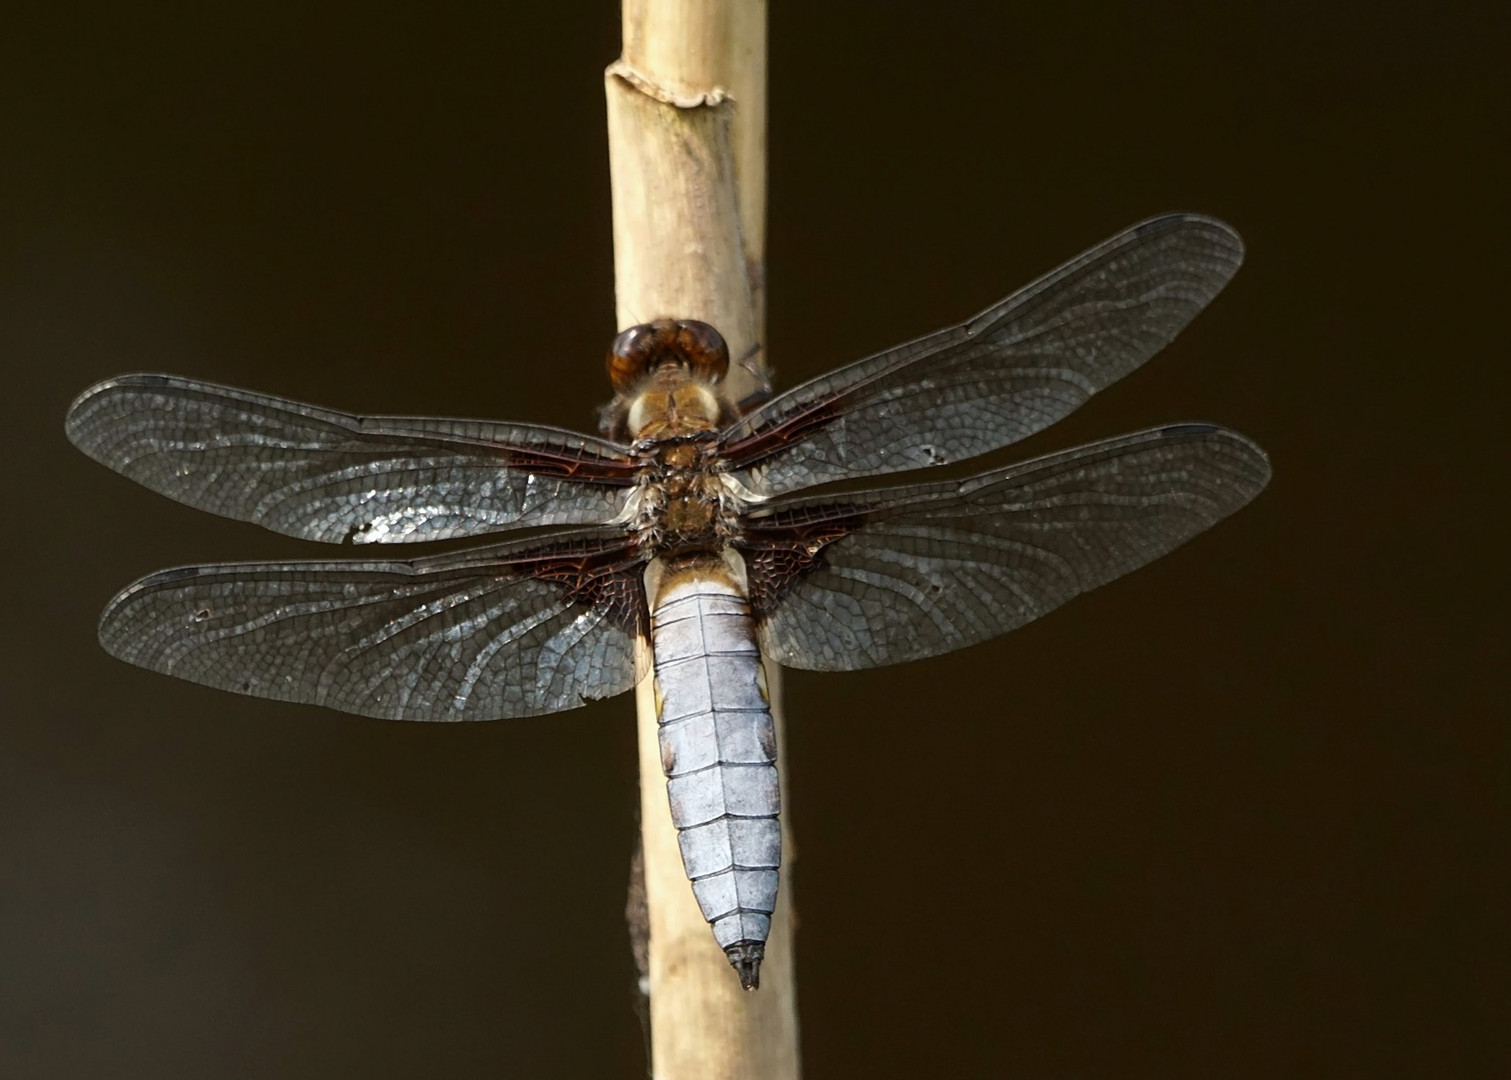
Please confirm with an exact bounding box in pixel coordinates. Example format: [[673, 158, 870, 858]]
[[2, 3, 1504, 1077]]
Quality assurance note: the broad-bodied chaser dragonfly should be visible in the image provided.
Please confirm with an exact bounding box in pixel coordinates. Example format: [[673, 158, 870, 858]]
[[66, 214, 1270, 989]]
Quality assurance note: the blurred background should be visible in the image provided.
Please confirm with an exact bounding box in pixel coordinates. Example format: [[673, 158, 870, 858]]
[[1, 3, 1504, 1077]]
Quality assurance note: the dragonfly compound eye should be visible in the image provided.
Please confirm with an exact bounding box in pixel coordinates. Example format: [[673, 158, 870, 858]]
[[606, 319, 730, 392]]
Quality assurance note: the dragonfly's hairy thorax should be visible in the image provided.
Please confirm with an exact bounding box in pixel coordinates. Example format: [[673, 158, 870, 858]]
[[622, 373, 726, 442], [626, 435, 748, 555]]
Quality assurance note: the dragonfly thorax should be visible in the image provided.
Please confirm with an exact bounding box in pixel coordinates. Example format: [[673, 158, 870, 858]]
[[624, 372, 724, 441], [628, 436, 744, 554]]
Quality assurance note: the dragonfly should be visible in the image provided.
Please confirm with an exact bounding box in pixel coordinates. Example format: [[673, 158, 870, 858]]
[[66, 214, 1270, 990]]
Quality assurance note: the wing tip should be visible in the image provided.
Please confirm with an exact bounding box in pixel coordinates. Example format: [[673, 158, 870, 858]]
[[64, 373, 184, 449], [1132, 211, 1246, 267], [1155, 421, 1272, 489], [96, 564, 204, 652]]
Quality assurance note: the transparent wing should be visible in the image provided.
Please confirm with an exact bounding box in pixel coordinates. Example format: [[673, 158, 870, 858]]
[[742, 424, 1270, 671], [98, 528, 646, 720], [722, 215, 1244, 496], [66, 374, 639, 543]]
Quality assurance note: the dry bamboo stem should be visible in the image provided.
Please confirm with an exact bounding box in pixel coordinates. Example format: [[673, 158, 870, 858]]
[[607, 2, 799, 1077]]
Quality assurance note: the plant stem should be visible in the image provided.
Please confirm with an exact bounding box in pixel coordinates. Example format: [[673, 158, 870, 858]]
[[607, 1, 800, 1076]]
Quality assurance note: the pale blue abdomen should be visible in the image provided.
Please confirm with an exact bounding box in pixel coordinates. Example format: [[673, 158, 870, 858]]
[[649, 564, 780, 988]]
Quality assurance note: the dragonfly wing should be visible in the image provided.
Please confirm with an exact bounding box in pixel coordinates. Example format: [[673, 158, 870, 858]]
[[741, 424, 1269, 671], [722, 215, 1244, 496], [67, 374, 639, 543], [98, 528, 646, 719]]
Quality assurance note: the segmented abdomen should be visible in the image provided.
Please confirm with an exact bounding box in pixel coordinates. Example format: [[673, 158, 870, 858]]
[[650, 565, 780, 986]]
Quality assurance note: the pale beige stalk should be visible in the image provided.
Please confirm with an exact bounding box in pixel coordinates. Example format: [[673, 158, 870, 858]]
[[607, 1, 800, 1076]]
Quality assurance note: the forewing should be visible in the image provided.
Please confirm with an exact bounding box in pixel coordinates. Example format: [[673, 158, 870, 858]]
[[66, 374, 639, 543], [742, 425, 1269, 671], [98, 528, 646, 720], [722, 215, 1244, 496]]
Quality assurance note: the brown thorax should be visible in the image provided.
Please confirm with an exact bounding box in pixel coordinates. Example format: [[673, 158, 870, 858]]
[[624, 436, 735, 554]]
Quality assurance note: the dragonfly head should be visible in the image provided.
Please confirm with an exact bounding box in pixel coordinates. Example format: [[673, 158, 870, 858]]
[[606, 318, 729, 392], [601, 319, 733, 441]]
